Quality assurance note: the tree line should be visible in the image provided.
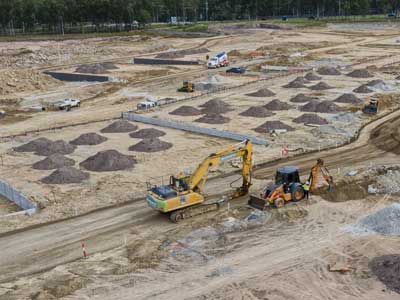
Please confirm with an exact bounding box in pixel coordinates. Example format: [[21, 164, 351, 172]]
[[1, 0, 400, 35]]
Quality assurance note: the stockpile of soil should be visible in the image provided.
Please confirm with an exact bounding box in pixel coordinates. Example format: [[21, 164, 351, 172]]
[[32, 154, 75, 170], [334, 93, 363, 105], [75, 62, 118, 74], [199, 99, 232, 114], [370, 255, 400, 294], [283, 78, 307, 89], [264, 99, 293, 111], [309, 81, 334, 90], [239, 106, 275, 118], [14, 138, 52, 153], [34, 140, 76, 156], [169, 106, 202, 116], [353, 84, 373, 94], [246, 88, 275, 97], [100, 120, 138, 133], [155, 48, 209, 59], [305, 72, 322, 81], [129, 128, 166, 139], [70, 133, 107, 146], [367, 79, 384, 87], [129, 138, 173, 152], [195, 113, 230, 124], [293, 76, 310, 84], [347, 69, 374, 78], [317, 66, 341, 76], [289, 93, 315, 103], [41, 167, 89, 184], [293, 113, 328, 125], [300, 100, 341, 113], [254, 121, 295, 133], [80, 150, 136, 172]]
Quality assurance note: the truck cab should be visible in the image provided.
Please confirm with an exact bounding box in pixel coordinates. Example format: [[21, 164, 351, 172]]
[[207, 52, 229, 69]]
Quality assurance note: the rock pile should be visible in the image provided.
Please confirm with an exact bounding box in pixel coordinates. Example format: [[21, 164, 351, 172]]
[[80, 150, 136, 172], [369, 255, 400, 294], [41, 167, 89, 184]]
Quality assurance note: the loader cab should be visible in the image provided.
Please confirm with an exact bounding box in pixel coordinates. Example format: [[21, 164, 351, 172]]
[[275, 166, 300, 192], [170, 175, 189, 193]]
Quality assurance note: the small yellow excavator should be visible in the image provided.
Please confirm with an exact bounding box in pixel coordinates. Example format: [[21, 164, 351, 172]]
[[177, 80, 195, 92], [146, 140, 253, 222]]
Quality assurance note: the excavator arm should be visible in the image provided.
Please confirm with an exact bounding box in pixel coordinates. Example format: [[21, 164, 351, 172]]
[[309, 159, 333, 192]]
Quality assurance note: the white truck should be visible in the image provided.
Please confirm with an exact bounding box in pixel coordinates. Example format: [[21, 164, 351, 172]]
[[207, 52, 229, 69], [58, 98, 81, 111], [137, 98, 178, 111]]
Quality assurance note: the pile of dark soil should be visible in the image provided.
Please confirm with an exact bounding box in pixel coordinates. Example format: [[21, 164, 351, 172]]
[[246, 88, 276, 97], [239, 106, 275, 118], [263, 99, 293, 111], [305, 72, 322, 81], [367, 79, 384, 87], [292, 76, 310, 84], [75, 62, 118, 74], [347, 69, 374, 78], [334, 93, 363, 105], [353, 84, 373, 94], [129, 128, 166, 139], [283, 78, 307, 89], [309, 81, 334, 90], [36, 140, 76, 156], [300, 100, 341, 113], [195, 113, 230, 124], [80, 150, 136, 172], [70, 133, 107, 146], [156, 48, 209, 59], [14, 138, 52, 153], [129, 138, 173, 152], [32, 154, 75, 170], [289, 93, 315, 103], [254, 121, 295, 133], [199, 99, 232, 114], [169, 106, 203, 116], [317, 66, 341, 76], [41, 167, 89, 184], [100, 120, 138, 133], [293, 113, 328, 125], [370, 254, 400, 294]]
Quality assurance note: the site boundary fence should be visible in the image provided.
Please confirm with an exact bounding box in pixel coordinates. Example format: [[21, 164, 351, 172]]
[[0, 180, 38, 215]]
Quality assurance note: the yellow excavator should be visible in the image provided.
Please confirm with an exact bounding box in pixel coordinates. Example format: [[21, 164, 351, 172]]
[[146, 140, 253, 222]]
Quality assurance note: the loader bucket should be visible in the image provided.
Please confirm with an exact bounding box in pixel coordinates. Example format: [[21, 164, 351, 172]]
[[248, 194, 269, 211]]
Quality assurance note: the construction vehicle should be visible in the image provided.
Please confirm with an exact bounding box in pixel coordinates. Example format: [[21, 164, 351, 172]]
[[177, 80, 195, 92], [136, 97, 178, 111], [363, 96, 379, 114], [207, 52, 229, 69], [248, 159, 333, 210], [58, 98, 80, 111], [146, 140, 253, 222]]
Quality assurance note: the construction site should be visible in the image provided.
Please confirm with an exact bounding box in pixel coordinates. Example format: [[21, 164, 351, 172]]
[[1, 21, 400, 300]]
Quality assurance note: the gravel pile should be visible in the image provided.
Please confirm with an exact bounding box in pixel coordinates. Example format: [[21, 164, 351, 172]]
[[129, 128, 166, 139], [195, 113, 230, 124], [169, 106, 203, 116], [100, 120, 138, 133], [353, 84, 373, 94], [369, 255, 400, 294], [70, 133, 107, 146], [75, 62, 118, 74], [289, 93, 316, 103], [347, 69, 374, 78], [263, 99, 293, 111], [254, 121, 295, 133], [300, 100, 341, 113], [334, 93, 363, 105], [199, 99, 232, 114], [14, 138, 53, 153], [367, 79, 384, 87], [239, 106, 275, 118], [293, 113, 328, 125], [41, 167, 89, 184], [246, 88, 275, 97], [80, 150, 137, 172], [309, 81, 334, 90], [32, 154, 75, 170], [129, 138, 173, 152], [317, 66, 341, 75], [305, 72, 322, 81], [35, 140, 76, 156]]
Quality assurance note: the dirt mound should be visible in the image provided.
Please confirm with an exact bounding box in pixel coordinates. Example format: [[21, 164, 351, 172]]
[[246, 88, 275, 97], [321, 181, 367, 202], [70, 133, 107, 146], [334, 93, 363, 104], [317, 66, 341, 75], [293, 113, 328, 125], [41, 167, 89, 184], [169, 106, 203, 116], [34, 140, 76, 156], [309, 81, 334, 90], [33, 154, 75, 170], [353, 84, 373, 94], [289, 93, 315, 103], [80, 150, 136, 172], [254, 121, 295, 133], [263, 99, 293, 111], [199, 99, 232, 114], [293, 76, 310, 84], [370, 255, 400, 294], [156, 48, 209, 59], [367, 79, 384, 87], [129, 138, 173, 152], [129, 128, 166, 139], [300, 100, 341, 113], [14, 138, 52, 153], [305, 72, 322, 81], [75, 62, 118, 74], [227, 49, 242, 56], [283, 78, 307, 89], [347, 69, 374, 78], [195, 113, 230, 124], [239, 106, 275, 118], [100, 120, 138, 133]]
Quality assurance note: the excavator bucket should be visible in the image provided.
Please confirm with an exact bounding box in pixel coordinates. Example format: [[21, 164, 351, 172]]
[[248, 194, 269, 211]]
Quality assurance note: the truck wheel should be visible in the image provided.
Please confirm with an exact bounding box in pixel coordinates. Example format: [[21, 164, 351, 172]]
[[274, 198, 285, 208], [291, 185, 305, 202], [170, 210, 184, 223]]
